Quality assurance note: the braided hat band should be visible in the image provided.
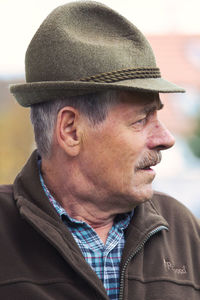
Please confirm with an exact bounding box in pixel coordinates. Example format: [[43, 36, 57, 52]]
[[80, 68, 161, 83]]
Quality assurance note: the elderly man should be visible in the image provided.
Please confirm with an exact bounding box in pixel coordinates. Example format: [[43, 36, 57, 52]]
[[1, 1, 200, 299]]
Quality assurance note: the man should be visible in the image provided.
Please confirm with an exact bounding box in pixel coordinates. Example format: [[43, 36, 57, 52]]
[[1, 1, 200, 299]]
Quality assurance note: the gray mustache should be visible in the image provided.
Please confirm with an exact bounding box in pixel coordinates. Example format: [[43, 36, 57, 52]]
[[135, 151, 162, 170]]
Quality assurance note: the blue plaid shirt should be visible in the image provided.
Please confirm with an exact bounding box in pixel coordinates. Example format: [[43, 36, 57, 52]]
[[39, 170, 133, 300]]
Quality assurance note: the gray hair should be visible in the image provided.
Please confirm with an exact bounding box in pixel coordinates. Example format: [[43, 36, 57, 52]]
[[30, 90, 119, 158]]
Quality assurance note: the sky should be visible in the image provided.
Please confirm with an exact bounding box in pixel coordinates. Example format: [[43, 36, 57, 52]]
[[0, 0, 200, 76]]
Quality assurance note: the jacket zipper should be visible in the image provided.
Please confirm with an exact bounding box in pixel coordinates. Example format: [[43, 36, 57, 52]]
[[118, 225, 168, 300]]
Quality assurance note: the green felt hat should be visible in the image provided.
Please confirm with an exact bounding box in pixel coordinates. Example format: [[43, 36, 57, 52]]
[[10, 1, 185, 107]]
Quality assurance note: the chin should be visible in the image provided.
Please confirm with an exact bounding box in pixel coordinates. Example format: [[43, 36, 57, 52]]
[[114, 188, 153, 214], [129, 184, 154, 205]]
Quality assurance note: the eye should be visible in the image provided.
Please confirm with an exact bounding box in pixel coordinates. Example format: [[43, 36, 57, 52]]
[[132, 116, 147, 129], [135, 117, 147, 125], [132, 110, 156, 128]]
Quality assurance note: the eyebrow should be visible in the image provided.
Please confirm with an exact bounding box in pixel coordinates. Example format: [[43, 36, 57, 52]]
[[140, 101, 164, 115]]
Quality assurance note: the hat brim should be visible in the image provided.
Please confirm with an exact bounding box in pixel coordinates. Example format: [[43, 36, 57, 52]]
[[10, 78, 185, 107]]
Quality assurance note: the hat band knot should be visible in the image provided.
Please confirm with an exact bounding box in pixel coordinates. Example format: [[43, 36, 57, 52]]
[[79, 68, 161, 83]]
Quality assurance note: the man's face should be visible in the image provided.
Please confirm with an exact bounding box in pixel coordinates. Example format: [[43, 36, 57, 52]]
[[78, 91, 175, 212]]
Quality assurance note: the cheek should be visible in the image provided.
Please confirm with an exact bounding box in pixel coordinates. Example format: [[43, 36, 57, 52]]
[[104, 136, 141, 179], [119, 135, 145, 165], [82, 125, 147, 181]]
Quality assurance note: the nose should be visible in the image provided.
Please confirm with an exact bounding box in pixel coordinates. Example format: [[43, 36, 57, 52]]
[[147, 120, 175, 151]]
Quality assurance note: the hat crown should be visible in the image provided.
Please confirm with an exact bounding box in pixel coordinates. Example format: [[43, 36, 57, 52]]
[[10, 1, 185, 107], [25, 1, 157, 83]]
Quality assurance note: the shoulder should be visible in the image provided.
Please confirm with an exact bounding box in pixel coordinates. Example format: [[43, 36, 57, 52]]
[[0, 184, 13, 194], [0, 184, 14, 205], [0, 184, 19, 221], [151, 191, 200, 237], [151, 190, 197, 218]]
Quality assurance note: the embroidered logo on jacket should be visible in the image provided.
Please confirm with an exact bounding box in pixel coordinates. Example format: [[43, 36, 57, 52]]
[[163, 259, 187, 274]]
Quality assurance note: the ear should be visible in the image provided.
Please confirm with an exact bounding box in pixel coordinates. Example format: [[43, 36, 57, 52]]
[[56, 106, 82, 157]]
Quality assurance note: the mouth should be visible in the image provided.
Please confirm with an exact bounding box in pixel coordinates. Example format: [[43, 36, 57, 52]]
[[141, 166, 153, 170], [135, 152, 162, 172], [137, 161, 158, 171], [138, 166, 155, 172], [135, 166, 156, 182]]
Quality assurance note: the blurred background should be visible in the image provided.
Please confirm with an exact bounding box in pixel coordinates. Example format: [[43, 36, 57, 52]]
[[0, 0, 200, 217]]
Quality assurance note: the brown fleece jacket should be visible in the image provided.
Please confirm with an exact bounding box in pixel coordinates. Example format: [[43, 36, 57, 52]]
[[0, 150, 200, 299]]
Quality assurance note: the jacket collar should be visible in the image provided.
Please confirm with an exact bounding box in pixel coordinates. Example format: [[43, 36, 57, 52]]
[[13, 150, 110, 299], [121, 198, 169, 266], [13, 150, 59, 220]]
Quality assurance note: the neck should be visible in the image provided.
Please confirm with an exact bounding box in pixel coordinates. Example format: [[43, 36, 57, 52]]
[[41, 158, 116, 244]]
